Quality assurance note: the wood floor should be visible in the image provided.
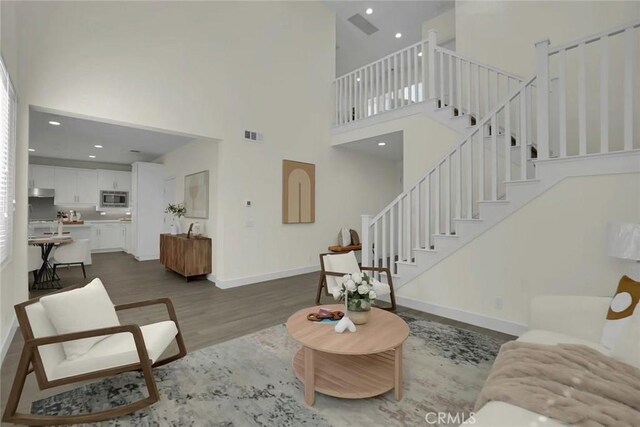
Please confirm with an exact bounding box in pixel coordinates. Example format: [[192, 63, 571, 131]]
[[1, 252, 512, 425]]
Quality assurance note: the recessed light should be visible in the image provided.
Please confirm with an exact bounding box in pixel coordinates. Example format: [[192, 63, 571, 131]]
[[378, 142, 386, 146], [418, 51, 423, 57], [94, 144, 103, 148], [365, 7, 373, 15], [395, 33, 402, 39], [89, 155, 96, 159], [48, 121, 61, 126], [28, 148, 35, 152]]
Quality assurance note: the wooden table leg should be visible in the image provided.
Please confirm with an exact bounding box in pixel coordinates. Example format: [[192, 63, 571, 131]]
[[304, 346, 315, 406], [394, 343, 403, 400]]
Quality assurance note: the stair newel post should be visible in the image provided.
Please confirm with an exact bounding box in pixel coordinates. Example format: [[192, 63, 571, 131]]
[[427, 29, 438, 100], [535, 39, 550, 160], [361, 214, 373, 268]]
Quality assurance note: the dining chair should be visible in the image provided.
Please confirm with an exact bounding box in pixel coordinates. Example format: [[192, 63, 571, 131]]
[[28, 245, 42, 283], [2, 278, 187, 425], [50, 239, 90, 279], [317, 251, 396, 310]]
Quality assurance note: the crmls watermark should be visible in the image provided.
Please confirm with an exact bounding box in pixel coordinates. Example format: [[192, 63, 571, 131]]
[[425, 411, 476, 425]]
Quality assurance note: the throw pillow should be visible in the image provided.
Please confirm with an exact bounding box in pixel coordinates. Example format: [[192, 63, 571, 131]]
[[40, 278, 121, 360], [349, 229, 360, 246], [601, 275, 640, 350], [611, 305, 640, 369], [338, 227, 351, 246]]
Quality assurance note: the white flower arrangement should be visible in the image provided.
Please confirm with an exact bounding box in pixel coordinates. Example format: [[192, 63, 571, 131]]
[[332, 271, 384, 310]]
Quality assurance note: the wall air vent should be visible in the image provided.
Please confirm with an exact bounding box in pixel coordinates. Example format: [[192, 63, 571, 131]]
[[347, 14, 379, 36], [243, 130, 264, 142]]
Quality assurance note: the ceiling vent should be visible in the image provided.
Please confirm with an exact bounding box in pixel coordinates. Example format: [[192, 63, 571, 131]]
[[244, 130, 264, 143], [347, 14, 379, 36]]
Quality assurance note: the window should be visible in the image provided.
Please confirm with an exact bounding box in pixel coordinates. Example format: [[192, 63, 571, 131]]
[[0, 55, 16, 265]]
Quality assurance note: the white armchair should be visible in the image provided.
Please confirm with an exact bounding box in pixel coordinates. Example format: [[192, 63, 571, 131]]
[[2, 279, 187, 425]]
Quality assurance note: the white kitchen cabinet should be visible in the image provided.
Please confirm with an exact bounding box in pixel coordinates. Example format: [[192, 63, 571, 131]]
[[98, 170, 131, 192], [91, 222, 126, 251], [28, 165, 55, 189], [53, 168, 77, 205], [54, 167, 98, 205], [124, 222, 132, 253]]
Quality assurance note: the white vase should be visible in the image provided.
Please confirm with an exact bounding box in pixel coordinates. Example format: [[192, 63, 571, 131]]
[[170, 223, 177, 235]]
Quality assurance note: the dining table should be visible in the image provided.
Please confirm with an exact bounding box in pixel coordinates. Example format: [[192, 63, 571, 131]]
[[28, 235, 74, 291]]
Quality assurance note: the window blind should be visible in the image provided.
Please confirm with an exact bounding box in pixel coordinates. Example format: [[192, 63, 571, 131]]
[[0, 55, 16, 265]]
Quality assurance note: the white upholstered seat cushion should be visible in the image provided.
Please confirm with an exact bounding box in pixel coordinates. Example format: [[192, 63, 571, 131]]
[[52, 320, 178, 380]]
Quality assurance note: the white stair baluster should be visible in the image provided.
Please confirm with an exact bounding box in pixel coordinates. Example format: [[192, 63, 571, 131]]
[[623, 27, 635, 151], [520, 89, 528, 181], [504, 101, 512, 182], [456, 57, 462, 110], [398, 196, 403, 261], [578, 43, 587, 155], [456, 147, 462, 220], [390, 204, 395, 273], [414, 184, 420, 250], [382, 213, 387, 270], [427, 31, 437, 100], [600, 36, 609, 153], [478, 126, 486, 200], [439, 50, 445, 106], [466, 138, 473, 218], [373, 219, 379, 269], [448, 54, 454, 110], [466, 61, 472, 120], [394, 54, 399, 109], [445, 157, 451, 234], [474, 64, 480, 119], [558, 49, 567, 157], [424, 174, 431, 248], [434, 166, 440, 236], [491, 114, 498, 200]]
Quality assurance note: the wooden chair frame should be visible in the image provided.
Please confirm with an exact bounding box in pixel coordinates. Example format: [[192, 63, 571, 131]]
[[2, 286, 188, 426], [316, 252, 397, 311]]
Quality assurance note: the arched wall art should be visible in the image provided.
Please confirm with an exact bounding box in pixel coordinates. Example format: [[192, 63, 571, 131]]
[[282, 160, 315, 224]]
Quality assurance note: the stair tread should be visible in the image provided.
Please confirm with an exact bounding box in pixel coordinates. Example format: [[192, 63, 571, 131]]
[[433, 233, 459, 238], [453, 218, 483, 222], [413, 247, 437, 252], [477, 200, 510, 204], [505, 179, 540, 185]]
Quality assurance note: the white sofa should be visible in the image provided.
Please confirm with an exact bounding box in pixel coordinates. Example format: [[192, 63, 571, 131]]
[[466, 295, 612, 427]]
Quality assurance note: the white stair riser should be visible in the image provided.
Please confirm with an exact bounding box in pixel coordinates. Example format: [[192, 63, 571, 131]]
[[432, 235, 459, 252], [414, 250, 439, 265], [452, 220, 484, 237]]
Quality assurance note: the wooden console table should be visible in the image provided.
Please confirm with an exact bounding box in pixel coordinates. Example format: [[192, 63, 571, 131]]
[[160, 233, 212, 281]]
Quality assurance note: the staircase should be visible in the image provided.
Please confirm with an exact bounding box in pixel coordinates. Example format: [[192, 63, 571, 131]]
[[333, 20, 640, 289]]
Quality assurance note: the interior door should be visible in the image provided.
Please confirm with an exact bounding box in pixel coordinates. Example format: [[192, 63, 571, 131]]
[[163, 177, 176, 233]]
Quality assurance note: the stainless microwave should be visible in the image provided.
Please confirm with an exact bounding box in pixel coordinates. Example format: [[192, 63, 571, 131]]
[[100, 191, 129, 208]]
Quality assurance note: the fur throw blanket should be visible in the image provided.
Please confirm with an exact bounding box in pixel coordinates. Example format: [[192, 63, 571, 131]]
[[475, 341, 640, 427]]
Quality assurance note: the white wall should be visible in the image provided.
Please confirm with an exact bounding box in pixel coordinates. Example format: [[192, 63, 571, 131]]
[[1, 0, 27, 362], [455, 1, 640, 77], [157, 139, 219, 276], [11, 1, 403, 287], [399, 173, 640, 331], [332, 113, 461, 192], [421, 8, 456, 45]]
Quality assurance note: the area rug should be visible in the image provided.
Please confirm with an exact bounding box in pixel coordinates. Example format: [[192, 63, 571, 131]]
[[31, 312, 508, 426]]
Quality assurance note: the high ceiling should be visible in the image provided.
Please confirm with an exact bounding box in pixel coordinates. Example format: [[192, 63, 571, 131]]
[[29, 109, 198, 165], [324, 0, 454, 76]]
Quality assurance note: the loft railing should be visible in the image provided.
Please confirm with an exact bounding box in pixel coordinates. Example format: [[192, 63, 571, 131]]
[[333, 31, 524, 127], [361, 19, 640, 276]]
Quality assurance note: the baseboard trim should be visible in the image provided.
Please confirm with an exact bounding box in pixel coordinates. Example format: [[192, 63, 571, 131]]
[[214, 264, 320, 289], [394, 294, 528, 337], [134, 255, 159, 261], [1, 315, 18, 363]]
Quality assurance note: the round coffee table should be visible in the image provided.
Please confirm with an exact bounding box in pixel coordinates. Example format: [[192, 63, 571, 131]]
[[286, 304, 409, 406]]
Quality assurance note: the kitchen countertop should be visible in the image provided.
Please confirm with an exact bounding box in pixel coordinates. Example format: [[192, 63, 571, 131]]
[[30, 220, 131, 227]]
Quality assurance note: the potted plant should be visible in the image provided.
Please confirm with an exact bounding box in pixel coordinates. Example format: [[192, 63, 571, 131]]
[[165, 203, 186, 235], [331, 272, 384, 324]]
